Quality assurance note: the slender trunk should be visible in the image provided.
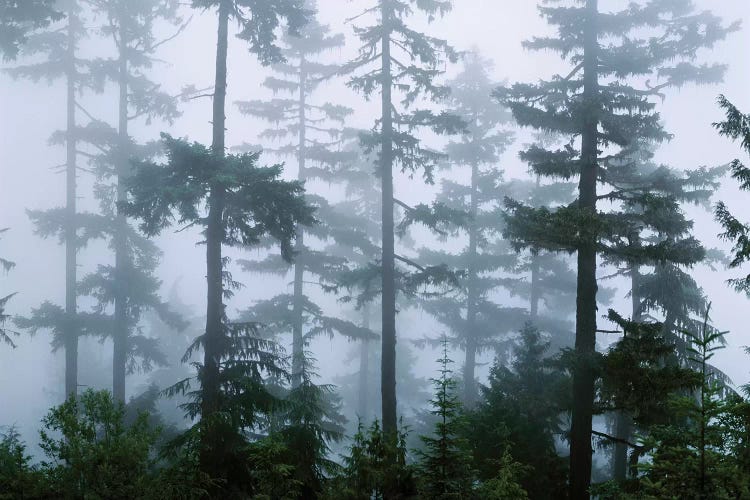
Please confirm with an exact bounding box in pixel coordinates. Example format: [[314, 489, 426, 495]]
[[530, 176, 541, 323], [700, 346, 707, 499], [64, 13, 78, 401], [358, 303, 371, 419], [200, 0, 229, 475], [569, 0, 599, 498], [112, 8, 129, 404], [463, 161, 479, 406], [530, 251, 541, 322], [379, 1, 397, 437], [291, 57, 307, 387], [613, 266, 639, 480]]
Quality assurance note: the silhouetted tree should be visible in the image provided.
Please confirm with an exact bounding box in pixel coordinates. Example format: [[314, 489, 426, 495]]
[[235, 0, 374, 384], [415, 339, 474, 498], [418, 51, 520, 406], [344, 0, 463, 437], [715, 96, 750, 295], [495, 2, 736, 495], [74, 0, 187, 404], [8, 1, 106, 399]]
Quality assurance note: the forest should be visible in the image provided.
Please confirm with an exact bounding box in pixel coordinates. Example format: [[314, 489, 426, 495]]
[[1, 0, 749, 498]]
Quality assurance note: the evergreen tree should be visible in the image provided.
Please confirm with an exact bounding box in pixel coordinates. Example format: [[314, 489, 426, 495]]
[[417, 51, 520, 406], [466, 323, 568, 499], [344, 0, 464, 438], [0, 0, 61, 60], [123, 134, 314, 489], [0, 229, 16, 348], [8, 1, 107, 399], [121, 0, 310, 488], [637, 307, 748, 498], [715, 96, 750, 295], [235, 0, 373, 384], [495, 2, 736, 496], [72, 0, 187, 404], [598, 309, 702, 485], [328, 419, 417, 499], [274, 353, 347, 498], [600, 144, 723, 480], [415, 339, 474, 499]]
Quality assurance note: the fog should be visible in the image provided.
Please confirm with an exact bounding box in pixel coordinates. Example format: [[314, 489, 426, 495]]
[[1, 0, 750, 496]]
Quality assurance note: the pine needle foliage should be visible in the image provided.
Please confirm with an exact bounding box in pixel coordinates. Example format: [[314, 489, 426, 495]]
[[0, 0, 61, 60], [495, 2, 737, 495], [343, 0, 464, 435], [715, 96, 750, 295], [637, 306, 750, 499], [415, 339, 474, 499], [328, 419, 416, 500]]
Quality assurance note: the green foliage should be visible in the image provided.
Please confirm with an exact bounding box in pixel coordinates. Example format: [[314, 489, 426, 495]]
[[474, 449, 529, 500], [465, 323, 567, 499], [600, 310, 701, 429], [0, 0, 61, 60], [328, 420, 417, 500], [0, 228, 17, 348], [630, 307, 750, 498], [191, 0, 309, 66], [124, 134, 314, 258], [715, 96, 750, 295], [0, 427, 45, 499], [414, 340, 474, 499], [39, 389, 160, 498]]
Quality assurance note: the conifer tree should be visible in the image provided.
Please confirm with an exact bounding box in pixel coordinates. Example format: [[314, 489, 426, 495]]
[[0, 0, 61, 60], [600, 144, 723, 480], [0, 229, 16, 347], [466, 324, 568, 499], [495, 2, 736, 495], [8, 1, 107, 399], [72, 0, 187, 404], [636, 307, 747, 498], [417, 51, 519, 406], [122, 0, 312, 486], [344, 0, 463, 437], [415, 339, 474, 498], [715, 96, 750, 294], [235, 1, 374, 384]]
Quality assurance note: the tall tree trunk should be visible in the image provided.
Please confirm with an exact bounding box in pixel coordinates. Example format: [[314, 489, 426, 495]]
[[358, 303, 371, 419], [113, 6, 129, 404], [530, 175, 542, 324], [530, 250, 541, 322], [64, 12, 78, 400], [613, 266, 640, 480], [200, 0, 229, 476], [379, 1, 397, 437], [569, 0, 599, 498], [463, 161, 479, 406], [291, 57, 307, 387]]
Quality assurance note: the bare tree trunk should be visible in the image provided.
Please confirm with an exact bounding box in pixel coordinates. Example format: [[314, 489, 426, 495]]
[[358, 303, 371, 419], [379, 0, 397, 437], [112, 5, 129, 404], [569, 0, 599, 497], [530, 251, 541, 322], [64, 12, 78, 401], [291, 57, 307, 386], [463, 161, 479, 406], [613, 266, 640, 480], [200, 0, 229, 477]]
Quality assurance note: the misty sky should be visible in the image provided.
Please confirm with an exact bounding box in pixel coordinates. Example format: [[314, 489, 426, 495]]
[[1, 0, 749, 436]]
